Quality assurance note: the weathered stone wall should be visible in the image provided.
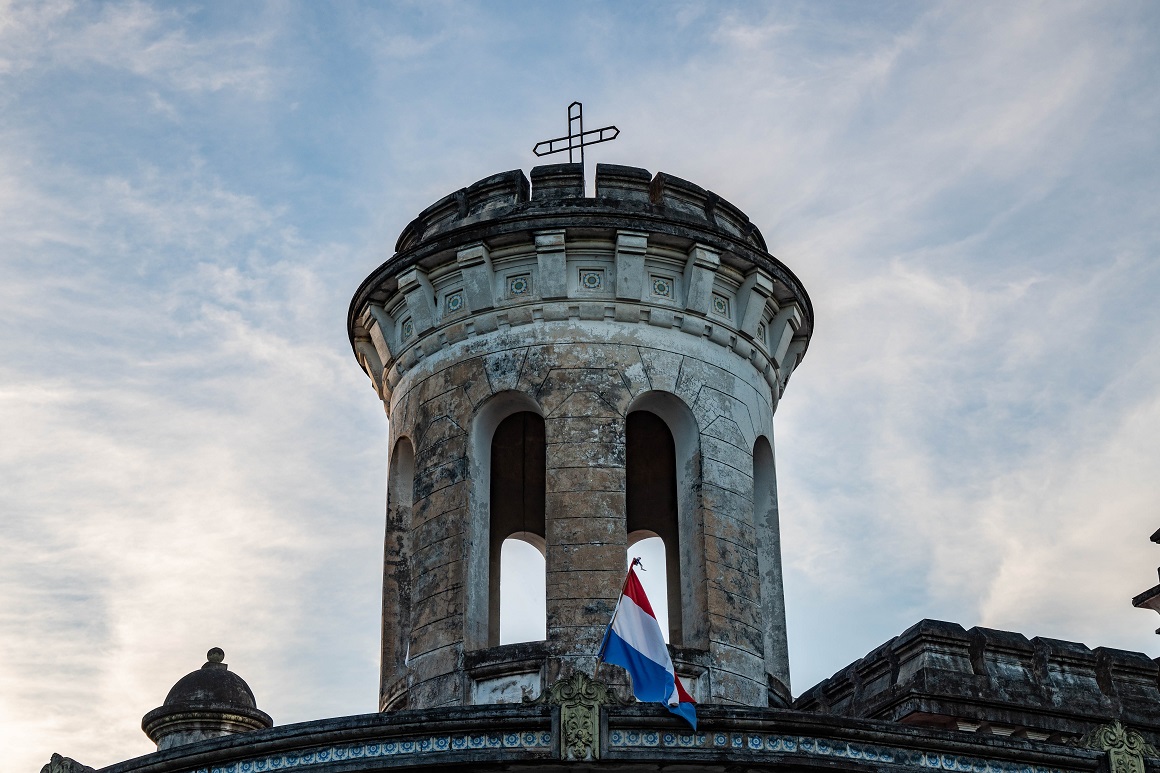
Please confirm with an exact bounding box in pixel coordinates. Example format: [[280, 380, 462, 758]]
[[349, 164, 813, 713], [795, 619, 1160, 744]]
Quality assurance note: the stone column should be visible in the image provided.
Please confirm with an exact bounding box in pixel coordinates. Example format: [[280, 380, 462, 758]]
[[541, 361, 631, 679]]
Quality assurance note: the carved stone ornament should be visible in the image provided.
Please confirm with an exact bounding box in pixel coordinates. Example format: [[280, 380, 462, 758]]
[[1079, 721, 1159, 773], [40, 753, 96, 773], [527, 671, 629, 761]]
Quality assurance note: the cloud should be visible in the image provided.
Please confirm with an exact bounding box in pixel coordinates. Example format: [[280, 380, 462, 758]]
[[3, 1, 1160, 769], [0, 1, 276, 96]]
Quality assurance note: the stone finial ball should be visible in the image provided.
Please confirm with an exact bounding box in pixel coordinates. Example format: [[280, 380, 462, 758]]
[[207, 647, 225, 663]]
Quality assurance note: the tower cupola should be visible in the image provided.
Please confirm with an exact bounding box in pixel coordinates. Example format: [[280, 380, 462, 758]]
[[348, 162, 812, 712]]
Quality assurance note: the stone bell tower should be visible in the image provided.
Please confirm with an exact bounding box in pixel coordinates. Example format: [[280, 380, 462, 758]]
[[347, 162, 812, 713]]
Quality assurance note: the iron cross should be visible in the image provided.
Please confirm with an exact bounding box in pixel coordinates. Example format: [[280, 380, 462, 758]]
[[532, 102, 619, 166]]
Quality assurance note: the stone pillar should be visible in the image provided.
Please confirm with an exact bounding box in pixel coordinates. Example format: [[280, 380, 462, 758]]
[[542, 365, 631, 678]]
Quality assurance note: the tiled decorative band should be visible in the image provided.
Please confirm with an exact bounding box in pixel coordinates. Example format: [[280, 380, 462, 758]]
[[186, 730, 552, 773], [607, 730, 1071, 773]]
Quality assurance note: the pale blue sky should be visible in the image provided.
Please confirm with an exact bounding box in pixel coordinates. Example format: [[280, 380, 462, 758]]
[[3, 2, 1160, 770]]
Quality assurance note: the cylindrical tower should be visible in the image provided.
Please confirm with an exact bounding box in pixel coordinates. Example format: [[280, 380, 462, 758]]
[[348, 163, 812, 713]]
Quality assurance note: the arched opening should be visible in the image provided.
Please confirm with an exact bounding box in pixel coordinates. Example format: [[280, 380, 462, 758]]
[[381, 436, 415, 709], [626, 534, 669, 643], [488, 411, 546, 646], [754, 435, 790, 696], [626, 410, 682, 643], [499, 535, 547, 644]]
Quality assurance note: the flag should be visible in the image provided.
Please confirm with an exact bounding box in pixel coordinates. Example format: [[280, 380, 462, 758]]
[[597, 558, 697, 729]]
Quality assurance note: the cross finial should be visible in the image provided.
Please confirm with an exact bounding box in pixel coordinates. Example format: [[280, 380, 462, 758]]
[[532, 102, 619, 169]]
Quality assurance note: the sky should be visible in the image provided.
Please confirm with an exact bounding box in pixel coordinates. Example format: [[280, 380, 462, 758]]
[[2, 1, 1160, 770]]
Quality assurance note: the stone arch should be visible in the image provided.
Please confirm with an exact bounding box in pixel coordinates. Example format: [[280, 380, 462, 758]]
[[625, 390, 707, 649], [754, 434, 790, 702], [467, 391, 545, 650], [382, 435, 415, 709]]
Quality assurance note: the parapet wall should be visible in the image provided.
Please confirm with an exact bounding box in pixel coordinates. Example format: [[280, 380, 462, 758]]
[[794, 619, 1160, 744], [348, 163, 812, 412], [392, 164, 769, 256]]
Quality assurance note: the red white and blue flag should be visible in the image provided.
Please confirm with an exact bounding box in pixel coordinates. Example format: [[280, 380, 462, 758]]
[[597, 558, 697, 729]]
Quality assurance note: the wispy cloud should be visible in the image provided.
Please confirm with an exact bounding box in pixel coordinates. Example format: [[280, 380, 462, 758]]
[[2, 2, 1159, 770]]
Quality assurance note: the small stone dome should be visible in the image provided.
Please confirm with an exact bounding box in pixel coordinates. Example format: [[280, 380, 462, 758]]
[[142, 648, 272, 751], [162, 647, 258, 709]]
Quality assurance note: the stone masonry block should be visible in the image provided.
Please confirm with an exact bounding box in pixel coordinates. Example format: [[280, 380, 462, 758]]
[[412, 484, 468, 526], [703, 508, 758, 549], [705, 564, 760, 603], [636, 347, 683, 393], [615, 231, 648, 301], [413, 531, 462, 575], [406, 644, 461, 683], [414, 415, 467, 454], [414, 510, 465, 555], [546, 441, 626, 469], [701, 432, 750, 464], [414, 368, 459, 406], [414, 457, 468, 501], [535, 231, 567, 300], [514, 345, 555, 395], [545, 467, 624, 493], [620, 355, 651, 399], [702, 457, 753, 497], [545, 570, 623, 598], [738, 268, 774, 336], [708, 585, 762, 632], [546, 513, 625, 543], [407, 671, 463, 709], [414, 434, 468, 473], [546, 416, 623, 446], [701, 414, 749, 450], [547, 603, 620, 632], [410, 587, 463, 631], [398, 267, 438, 334], [708, 668, 765, 707], [553, 543, 627, 573], [709, 616, 765, 658], [705, 539, 759, 578], [414, 555, 463, 601], [531, 164, 584, 200], [455, 242, 496, 313], [411, 613, 463, 657], [547, 390, 623, 420], [483, 348, 527, 393], [684, 244, 720, 314]]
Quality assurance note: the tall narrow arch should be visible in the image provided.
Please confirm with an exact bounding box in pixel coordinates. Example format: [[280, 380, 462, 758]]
[[467, 391, 546, 650], [625, 391, 706, 649], [382, 436, 415, 709], [626, 411, 682, 642], [489, 411, 546, 646], [754, 434, 790, 697]]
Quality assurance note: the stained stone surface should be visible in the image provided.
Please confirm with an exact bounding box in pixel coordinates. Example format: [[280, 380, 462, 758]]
[[349, 164, 811, 712]]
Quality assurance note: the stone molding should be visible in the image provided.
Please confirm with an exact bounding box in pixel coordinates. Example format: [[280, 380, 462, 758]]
[[794, 619, 1160, 744], [96, 703, 1110, 773]]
